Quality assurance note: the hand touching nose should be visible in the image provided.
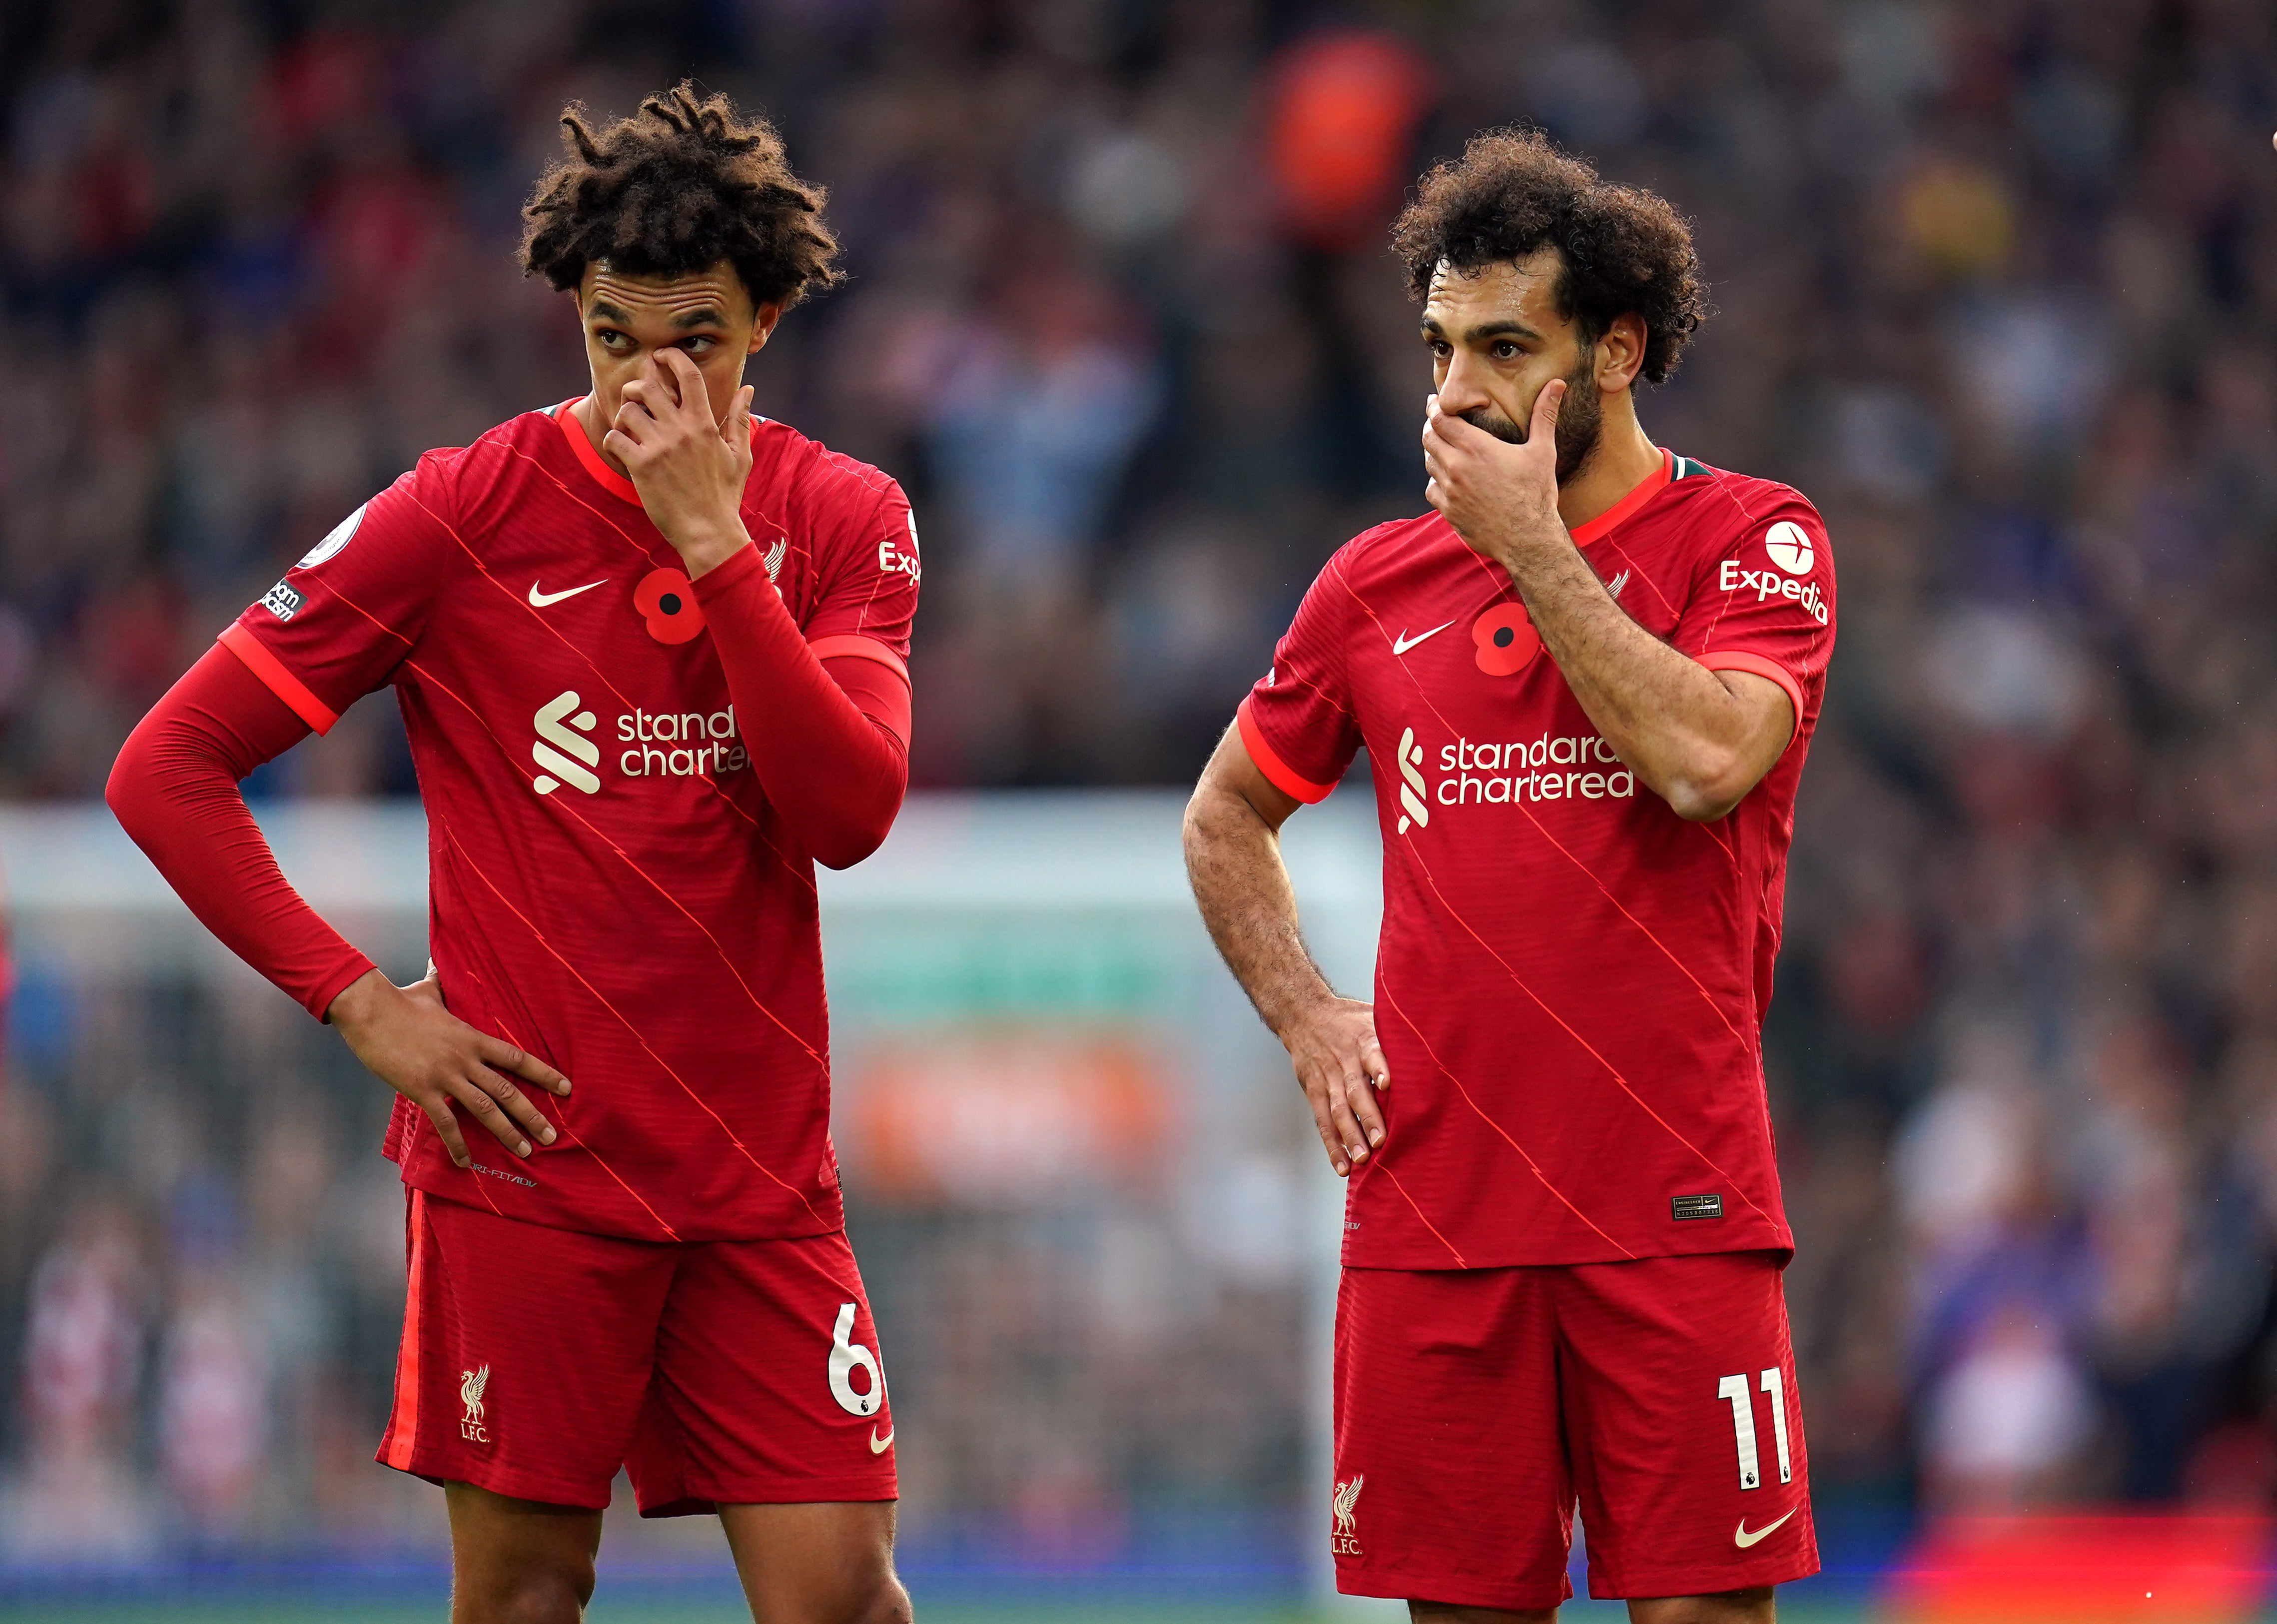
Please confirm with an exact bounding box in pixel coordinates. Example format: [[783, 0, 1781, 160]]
[[605, 348, 757, 578]]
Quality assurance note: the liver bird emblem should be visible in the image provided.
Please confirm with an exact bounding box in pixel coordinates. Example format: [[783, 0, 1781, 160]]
[[762, 537, 787, 581], [1333, 1475, 1364, 1536], [460, 1364, 490, 1425]]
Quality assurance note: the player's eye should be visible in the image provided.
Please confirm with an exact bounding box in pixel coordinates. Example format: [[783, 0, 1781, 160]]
[[1493, 342, 1519, 359], [678, 336, 716, 355], [596, 329, 631, 350]]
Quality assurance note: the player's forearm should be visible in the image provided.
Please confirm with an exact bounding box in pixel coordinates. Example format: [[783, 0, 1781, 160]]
[[692, 542, 908, 868], [106, 646, 376, 1019], [1182, 782, 1337, 1039], [1500, 541, 1773, 819]]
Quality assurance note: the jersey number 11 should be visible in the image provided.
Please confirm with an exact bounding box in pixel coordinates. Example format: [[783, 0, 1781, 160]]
[[1716, 1369, 1792, 1491]]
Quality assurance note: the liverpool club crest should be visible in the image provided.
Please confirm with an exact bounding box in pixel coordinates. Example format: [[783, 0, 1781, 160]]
[[460, 1365, 491, 1443], [1331, 1474, 1364, 1557]]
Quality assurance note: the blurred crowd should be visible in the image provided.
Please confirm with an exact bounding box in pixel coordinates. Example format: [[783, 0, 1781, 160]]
[[4, 0, 2277, 1558]]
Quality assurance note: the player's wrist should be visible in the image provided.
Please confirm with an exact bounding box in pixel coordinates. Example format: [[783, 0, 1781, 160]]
[[669, 517, 752, 580], [1266, 981, 1342, 1045], [1482, 514, 1562, 575], [325, 967, 393, 1030]]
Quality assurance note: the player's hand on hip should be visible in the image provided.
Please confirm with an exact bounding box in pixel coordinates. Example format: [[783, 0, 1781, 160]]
[[325, 968, 571, 1172], [1283, 995, 1390, 1177], [1423, 378, 1566, 567], [606, 347, 756, 578]]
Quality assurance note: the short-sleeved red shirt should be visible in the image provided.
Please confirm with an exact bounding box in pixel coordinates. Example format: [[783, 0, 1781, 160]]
[[1239, 451, 1835, 1269], [223, 403, 919, 1242]]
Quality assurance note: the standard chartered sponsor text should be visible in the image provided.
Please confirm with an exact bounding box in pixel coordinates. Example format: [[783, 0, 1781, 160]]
[[531, 690, 751, 795], [619, 706, 750, 778], [1435, 731, 1636, 807]]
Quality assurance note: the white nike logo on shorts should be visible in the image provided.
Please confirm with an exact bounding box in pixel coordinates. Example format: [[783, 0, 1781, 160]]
[[1392, 620, 1456, 656], [869, 1425, 894, 1454], [1733, 1507, 1796, 1548], [528, 580, 607, 607]]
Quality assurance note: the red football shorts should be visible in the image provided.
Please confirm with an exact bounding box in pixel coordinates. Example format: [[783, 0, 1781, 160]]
[[375, 1191, 897, 1513], [1332, 1250, 1817, 1609]]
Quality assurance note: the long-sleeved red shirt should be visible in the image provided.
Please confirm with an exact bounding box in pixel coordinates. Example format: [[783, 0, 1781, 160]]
[[110, 401, 921, 1243], [108, 591, 909, 1020]]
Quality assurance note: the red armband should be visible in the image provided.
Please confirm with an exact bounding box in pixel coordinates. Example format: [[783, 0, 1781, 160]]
[[693, 543, 910, 868]]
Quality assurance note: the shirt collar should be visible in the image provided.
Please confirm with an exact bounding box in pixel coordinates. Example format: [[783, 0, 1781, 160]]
[[551, 396, 765, 507], [1568, 448, 1672, 548], [554, 398, 642, 506]]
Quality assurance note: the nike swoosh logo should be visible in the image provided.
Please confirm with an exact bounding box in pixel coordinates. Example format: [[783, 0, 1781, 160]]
[[1734, 1507, 1796, 1549], [528, 580, 606, 607], [868, 1426, 894, 1454], [1392, 620, 1456, 656]]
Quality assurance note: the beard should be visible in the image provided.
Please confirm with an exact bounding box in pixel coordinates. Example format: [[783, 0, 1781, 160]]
[[1459, 353, 1605, 485]]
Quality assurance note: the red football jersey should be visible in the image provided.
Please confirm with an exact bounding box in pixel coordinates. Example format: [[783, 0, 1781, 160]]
[[1239, 451, 1834, 1269], [223, 402, 920, 1242]]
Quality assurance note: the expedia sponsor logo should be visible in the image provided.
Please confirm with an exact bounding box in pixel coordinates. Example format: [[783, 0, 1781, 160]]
[[1720, 521, 1829, 624], [879, 511, 921, 584], [1719, 557, 1829, 624], [1763, 519, 1813, 574], [529, 690, 749, 797], [1433, 732, 1636, 808]]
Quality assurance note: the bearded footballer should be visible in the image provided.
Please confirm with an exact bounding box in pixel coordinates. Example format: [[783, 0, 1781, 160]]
[[1185, 130, 1835, 1623]]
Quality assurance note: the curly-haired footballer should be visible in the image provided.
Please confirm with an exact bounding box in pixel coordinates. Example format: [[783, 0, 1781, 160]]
[[1187, 129, 1833, 1622], [109, 86, 919, 1624]]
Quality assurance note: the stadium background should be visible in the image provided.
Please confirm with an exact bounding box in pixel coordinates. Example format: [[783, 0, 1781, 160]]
[[4, 0, 2277, 1619]]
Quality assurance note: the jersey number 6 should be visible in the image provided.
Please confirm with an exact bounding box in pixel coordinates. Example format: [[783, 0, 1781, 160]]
[[828, 1301, 885, 1418]]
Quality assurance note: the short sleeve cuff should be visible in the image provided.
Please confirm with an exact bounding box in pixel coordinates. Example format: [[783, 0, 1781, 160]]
[[1697, 650, 1803, 748], [219, 624, 339, 734], [1237, 696, 1338, 804]]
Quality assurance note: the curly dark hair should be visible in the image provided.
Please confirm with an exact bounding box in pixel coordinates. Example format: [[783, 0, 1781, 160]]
[[1391, 128, 1708, 385], [520, 83, 841, 312]]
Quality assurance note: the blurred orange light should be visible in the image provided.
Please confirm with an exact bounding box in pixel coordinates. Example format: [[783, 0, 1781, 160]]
[[841, 1033, 1173, 1204], [1263, 31, 1435, 252], [1883, 1515, 2273, 1624]]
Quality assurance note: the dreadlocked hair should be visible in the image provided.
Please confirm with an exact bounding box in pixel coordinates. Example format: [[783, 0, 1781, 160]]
[[520, 83, 841, 311]]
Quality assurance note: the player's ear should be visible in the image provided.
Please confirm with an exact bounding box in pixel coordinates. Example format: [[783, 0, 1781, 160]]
[[1597, 314, 1647, 394], [749, 302, 785, 354]]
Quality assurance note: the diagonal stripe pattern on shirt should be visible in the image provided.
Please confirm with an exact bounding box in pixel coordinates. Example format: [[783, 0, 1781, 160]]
[[1235, 459, 1832, 1267]]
